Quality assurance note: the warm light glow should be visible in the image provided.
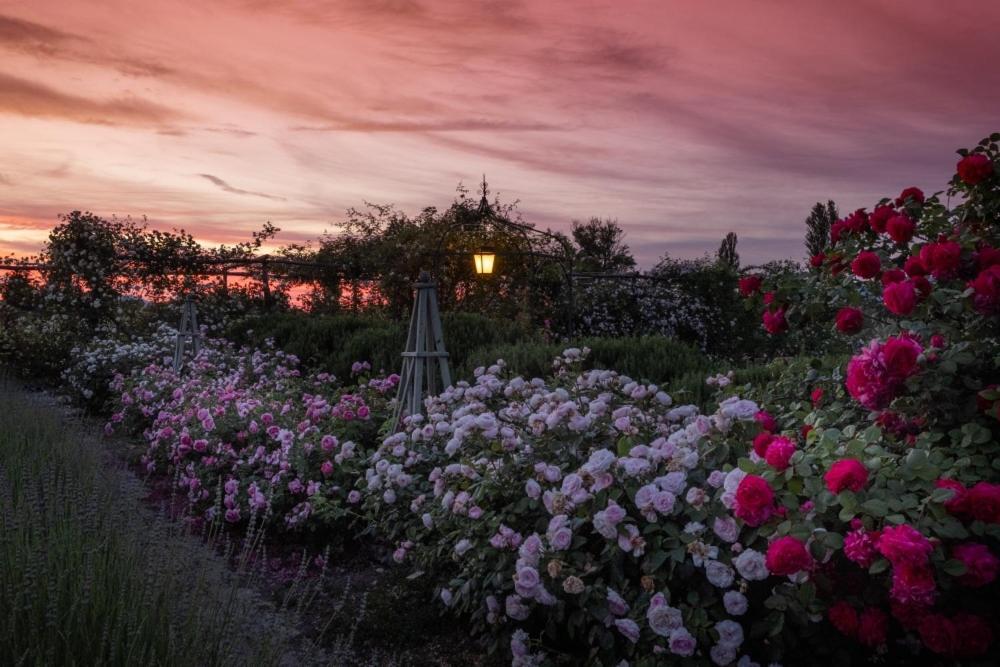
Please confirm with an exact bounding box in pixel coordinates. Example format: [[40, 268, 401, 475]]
[[473, 251, 495, 275]]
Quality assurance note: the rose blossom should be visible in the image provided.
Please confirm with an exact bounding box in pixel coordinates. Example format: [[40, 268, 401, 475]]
[[952, 543, 999, 587], [763, 436, 795, 470], [919, 241, 961, 279], [723, 590, 748, 616], [762, 307, 787, 335], [828, 601, 858, 637], [883, 280, 917, 315], [886, 214, 915, 243], [765, 536, 813, 576], [733, 549, 769, 580], [857, 607, 888, 647], [877, 524, 933, 566], [851, 251, 881, 279], [754, 410, 778, 432], [844, 522, 879, 568], [835, 307, 864, 334], [752, 431, 773, 457], [895, 186, 924, 206], [957, 153, 993, 185], [738, 275, 762, 297], [824, 459, 869, 493], [733, 475, 774, 526], [614, 618, 640, 643], [967, 481, 1000, 523]]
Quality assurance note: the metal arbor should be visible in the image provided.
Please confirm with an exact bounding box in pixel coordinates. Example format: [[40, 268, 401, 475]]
[[172, 297, 202, 372], [391, 271, 452, 429]]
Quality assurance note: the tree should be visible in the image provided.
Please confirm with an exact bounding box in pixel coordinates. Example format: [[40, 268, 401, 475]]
[[804, 200, 838, 259], [571, 217, 636, 273], [717, 232, 739, 268]]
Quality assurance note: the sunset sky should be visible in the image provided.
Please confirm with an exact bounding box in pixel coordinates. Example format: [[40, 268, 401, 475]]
[[1, 0, 998, 266]]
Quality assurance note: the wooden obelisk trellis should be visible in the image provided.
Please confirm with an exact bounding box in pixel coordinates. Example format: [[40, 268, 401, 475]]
[[172, 297, 202, 372], [392, 271, 452, 430]]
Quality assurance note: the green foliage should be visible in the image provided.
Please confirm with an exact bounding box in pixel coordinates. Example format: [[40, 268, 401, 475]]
[[717, 231, 740, 269], [804, 200, 838, 260], [571, 217, 636, 273]]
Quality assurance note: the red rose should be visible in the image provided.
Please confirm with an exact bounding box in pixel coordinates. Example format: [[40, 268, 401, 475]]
[[880, 268, 906, 285], [877, 524, 933, 566], [895, 186, 924, 206], [764, 436, 795, 470], [890, 561, 936, 606], [857, 607, 888, 647], [830, 219, 846, 244], [881, 335, 921, 378], [762, 307, 787, 334], [824, 458, 868, 493], [891, 600, 930, 630], [919, 241, 961, 278], [810, 387, 824, 406], [970, 265, 1000, 314], [801, 423, 813, 439], [844, 209, 868, 233], [919, 614, 958, 656], [967, 481, 1000, 524], [951, 542, 999, 587], [935, 478, 970, 519], [810, 252, 826, 268], [765, 535, 813, 576], [976, 246, 1000, 270], [929, 334, 946, 348], [738, 275, 762, 297], [828, 601, 858, 637], [752, 431, 774, 457], [883, 280, 916, 315], [911, 275, 932, 299], [869, 205, 895, 233], [754, 410, 778, 432], [957, 153, 993, 185], [835, 307, 864, 334], [762, 291, 775, 305], [851, 251, 881, 279], [734, 474, 775, 526], [886, 214, 915, 243], [903, 255, 926, 276]]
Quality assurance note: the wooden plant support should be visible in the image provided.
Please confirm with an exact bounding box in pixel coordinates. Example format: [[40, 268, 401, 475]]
[[172, 297, 202, 373], [392, 271, 452, 430]]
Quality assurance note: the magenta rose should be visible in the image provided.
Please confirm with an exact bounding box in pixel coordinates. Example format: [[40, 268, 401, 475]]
[[765, 536, 813, 576]]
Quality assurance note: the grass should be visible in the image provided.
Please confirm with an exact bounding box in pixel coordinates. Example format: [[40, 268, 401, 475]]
[[0, 374, 301, 666]]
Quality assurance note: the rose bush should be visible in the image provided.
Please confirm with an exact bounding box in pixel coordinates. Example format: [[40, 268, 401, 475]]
[[731, 133, 1000, 662]]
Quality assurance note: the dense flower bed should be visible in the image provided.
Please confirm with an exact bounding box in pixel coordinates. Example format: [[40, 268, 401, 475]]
[[104, 134, 1000, 665], [109, 337, 398, 532]]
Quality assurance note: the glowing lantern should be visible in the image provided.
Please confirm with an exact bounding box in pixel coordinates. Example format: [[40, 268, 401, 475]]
[[473, 249, 495, 275]]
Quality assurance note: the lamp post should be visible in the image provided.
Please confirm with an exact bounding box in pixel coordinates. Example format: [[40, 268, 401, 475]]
[[472, 247, 496, 275]]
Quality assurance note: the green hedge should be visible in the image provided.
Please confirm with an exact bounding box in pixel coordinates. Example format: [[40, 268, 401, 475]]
[[456, 336, 712, 385], [228, 312, 715, 386], [227, 311, 541, 379]]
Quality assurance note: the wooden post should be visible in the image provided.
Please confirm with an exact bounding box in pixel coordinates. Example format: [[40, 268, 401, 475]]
[[392, 271, 452, 430], [172, 297, 202, 372]]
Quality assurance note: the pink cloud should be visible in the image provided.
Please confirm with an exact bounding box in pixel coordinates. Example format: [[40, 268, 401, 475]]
[[0, 1, 998, 265]]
